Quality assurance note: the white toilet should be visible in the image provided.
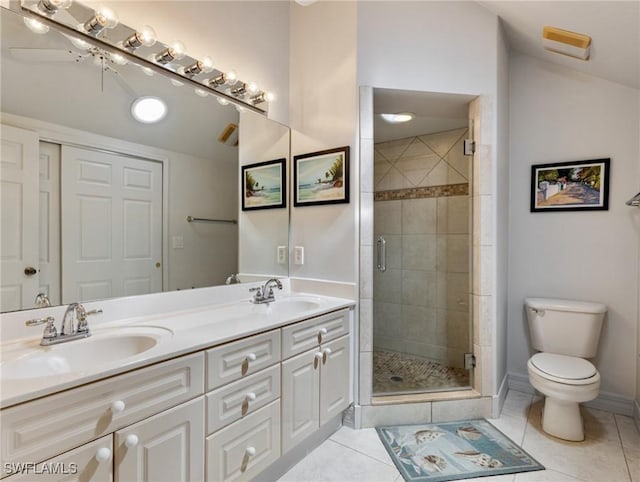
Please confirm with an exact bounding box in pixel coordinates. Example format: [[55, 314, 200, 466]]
[[525, 297, 607, 442]]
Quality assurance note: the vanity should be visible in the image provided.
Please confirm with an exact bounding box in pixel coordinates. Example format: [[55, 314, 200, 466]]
[[0, 291, 355, 481]]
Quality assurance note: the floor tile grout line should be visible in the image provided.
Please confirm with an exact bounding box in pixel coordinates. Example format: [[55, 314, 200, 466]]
[[328, 438, 397, 469], [614, 413, 635, 482]]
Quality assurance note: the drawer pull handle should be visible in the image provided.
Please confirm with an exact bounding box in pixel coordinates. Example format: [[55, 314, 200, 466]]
[[246, 446, 256, 457], [246, 392, 257, 402], [111, 400, 126, 413], [125, 434, 139, 448], [246, 353, 257, 362], [95, 447, 111, 463]]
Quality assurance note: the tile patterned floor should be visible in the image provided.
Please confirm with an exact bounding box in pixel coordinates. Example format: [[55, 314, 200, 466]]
[[278, 390, 640, 482], [373, 350, 470, 395]]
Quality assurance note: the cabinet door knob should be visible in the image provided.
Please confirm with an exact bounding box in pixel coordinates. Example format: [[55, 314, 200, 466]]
[[24, 266, 37, 276], [319, 327, 328, 335], [246, 353, 257, 362], [125, 434, 139, 448], [315, 352, 324, 360], [111, 400, 126, 413], [95, 447, 111, 463], [323, 348, 332, 356], [246, 446, 256, 457], [246, 392, 256, 402]]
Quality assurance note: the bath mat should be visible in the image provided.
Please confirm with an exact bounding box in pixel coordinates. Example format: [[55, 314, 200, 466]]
[[376, 419, 544, 482]]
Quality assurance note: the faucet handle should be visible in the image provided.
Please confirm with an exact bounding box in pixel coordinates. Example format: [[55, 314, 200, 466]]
[[26, 316, 57, 340], [77, 307, 102, 333]]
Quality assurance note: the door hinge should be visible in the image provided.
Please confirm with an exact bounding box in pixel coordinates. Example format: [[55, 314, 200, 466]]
[[463, 139, 476, 156], [464, 353, 476, 370]]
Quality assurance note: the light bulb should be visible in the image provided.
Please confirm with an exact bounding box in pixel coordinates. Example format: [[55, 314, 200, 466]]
[[24, 17, 49, 34], [37, 0, 72, 14], [194, 88, 208, 97], [183, 56, 214, 77], [200, 57, 214, 73], [225, 70, 238, 85], [122, 25, 156, 50], [247, 82, 259, 95], [67, 34, 91, 50], [83, 5, 118, 35], [216, 97, 229, 106], [266, 91, 276, 102], [110, 52, 128, 65]]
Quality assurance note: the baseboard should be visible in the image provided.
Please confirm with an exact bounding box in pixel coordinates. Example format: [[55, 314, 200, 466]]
[[493, 373, 509, 418], [507, 372, 634, 416]]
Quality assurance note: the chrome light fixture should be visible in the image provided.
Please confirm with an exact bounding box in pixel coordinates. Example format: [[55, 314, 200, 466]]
[[18, 0, 275, 113]]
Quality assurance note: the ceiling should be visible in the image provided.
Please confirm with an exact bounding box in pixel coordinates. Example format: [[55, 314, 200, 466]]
[[480, 1, 640, 90]]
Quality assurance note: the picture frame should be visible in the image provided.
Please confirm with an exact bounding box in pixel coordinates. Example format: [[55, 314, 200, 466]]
[[241, 158, 286, 211], [293, 146, 350, 207], [530, 158, 610, 212]]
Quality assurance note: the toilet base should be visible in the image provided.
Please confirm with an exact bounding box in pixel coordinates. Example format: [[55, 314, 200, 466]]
[[541, 397, 584, 442]]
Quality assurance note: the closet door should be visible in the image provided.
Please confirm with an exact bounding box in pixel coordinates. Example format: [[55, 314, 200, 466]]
[[61, 146, 162, 302], [0, 124, 39, 311]]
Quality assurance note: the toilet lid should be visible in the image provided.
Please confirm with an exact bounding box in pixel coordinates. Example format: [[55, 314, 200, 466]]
[[530, 353, 597, 380]]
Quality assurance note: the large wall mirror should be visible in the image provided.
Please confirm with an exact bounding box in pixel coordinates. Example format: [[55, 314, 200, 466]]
[[0, 7, 290, 313]]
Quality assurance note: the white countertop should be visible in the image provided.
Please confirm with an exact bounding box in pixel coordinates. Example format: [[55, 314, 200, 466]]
[[0, 293, 355, 408]]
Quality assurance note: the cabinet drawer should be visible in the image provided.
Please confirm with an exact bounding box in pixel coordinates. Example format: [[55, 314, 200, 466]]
[[206, 400, 280, 482], [206, 364, 280, 434], [1, 353, 204, 475], [3, 435, 113, 482], [282, 309, 349, 359], [206, 330, 280, 390]]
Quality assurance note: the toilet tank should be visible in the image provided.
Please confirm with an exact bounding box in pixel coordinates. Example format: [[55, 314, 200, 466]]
[[525, 298, 607, 357]]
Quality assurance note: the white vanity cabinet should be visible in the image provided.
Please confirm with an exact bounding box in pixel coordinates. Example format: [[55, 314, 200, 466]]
[[281, 310, 350, 455], [3, 435, 113, 482], [1, 353, 204, 480], [115, 397, 204, 482]]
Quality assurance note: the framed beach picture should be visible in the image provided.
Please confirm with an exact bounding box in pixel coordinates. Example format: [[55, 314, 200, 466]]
[[241, 158, 286, 211], [530, 158, 610, 212], [293, 146, 350, 207]]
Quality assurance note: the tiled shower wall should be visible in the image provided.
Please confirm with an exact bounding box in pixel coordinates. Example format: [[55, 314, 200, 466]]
[[373, 128, 471, 369]]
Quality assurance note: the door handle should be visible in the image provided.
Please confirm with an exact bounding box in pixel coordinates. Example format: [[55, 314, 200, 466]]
[[24, 266, 37, 276], [376, 236, 386, 272]]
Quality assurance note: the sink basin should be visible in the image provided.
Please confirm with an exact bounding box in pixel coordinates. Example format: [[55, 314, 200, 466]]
[[264, 297, 321, 317], [1, 327, 171, 380]]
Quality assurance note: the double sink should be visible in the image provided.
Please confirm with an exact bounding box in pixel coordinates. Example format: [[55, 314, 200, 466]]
[[1, 296, 322, 382]]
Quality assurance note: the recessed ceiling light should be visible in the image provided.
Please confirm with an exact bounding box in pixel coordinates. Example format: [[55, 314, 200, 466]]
[[380, 112, 415, 124], [542, 26, 591, 61], [131, 96, 167, 124]]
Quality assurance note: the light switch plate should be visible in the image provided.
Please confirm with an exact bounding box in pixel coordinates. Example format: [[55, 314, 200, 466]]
[[172, 236, 184, 249], [294, 246, 304, 265], [277, 246, 287, 264]]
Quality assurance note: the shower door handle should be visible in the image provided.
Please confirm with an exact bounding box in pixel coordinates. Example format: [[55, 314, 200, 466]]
[[377, 236, 386, 272]]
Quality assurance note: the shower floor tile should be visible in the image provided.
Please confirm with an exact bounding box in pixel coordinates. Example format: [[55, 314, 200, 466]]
[[372, 349, 470, 395]]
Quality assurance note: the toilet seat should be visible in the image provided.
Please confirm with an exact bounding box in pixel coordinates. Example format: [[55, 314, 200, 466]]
[[529, 353, 598, 385]]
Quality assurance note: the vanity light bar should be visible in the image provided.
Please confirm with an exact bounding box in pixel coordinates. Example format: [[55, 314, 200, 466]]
[[18, 0, 273, 112]]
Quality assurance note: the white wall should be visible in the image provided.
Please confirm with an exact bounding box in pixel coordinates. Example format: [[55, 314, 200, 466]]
[[508, 53, 640, 400], [289, 1, 358, 283]]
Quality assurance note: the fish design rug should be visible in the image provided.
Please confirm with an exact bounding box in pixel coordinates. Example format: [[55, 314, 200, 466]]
[[376, 419, 544, 482]]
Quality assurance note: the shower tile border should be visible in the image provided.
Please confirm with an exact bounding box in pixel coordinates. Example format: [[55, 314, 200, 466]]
[[374, 183, 469, 202]]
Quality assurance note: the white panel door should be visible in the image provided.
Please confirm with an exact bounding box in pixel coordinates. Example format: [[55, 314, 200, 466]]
[[319, 335, 350, 426], [281, 348, 320, 455], [38, 142, 61, 306], [61, 146, 162, 303], [0, 124, 39, 311], [115, 397, 204, 482]]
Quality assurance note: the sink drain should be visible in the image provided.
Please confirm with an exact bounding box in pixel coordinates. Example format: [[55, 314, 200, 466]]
[[389, 375, 404, 382]]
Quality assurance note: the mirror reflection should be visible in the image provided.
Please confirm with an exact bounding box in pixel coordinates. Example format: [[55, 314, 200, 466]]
[[0, 8, 289, 313]]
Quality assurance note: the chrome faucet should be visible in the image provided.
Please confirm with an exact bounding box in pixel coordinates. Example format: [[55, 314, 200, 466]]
[[26, 303, 103, 346], [34, 292, 51, 308], [249, 278, 283, 304]]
